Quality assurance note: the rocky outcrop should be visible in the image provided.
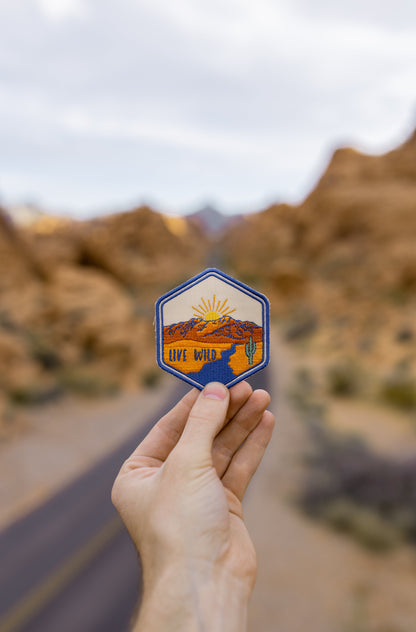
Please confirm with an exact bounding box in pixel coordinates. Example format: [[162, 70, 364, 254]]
[[225, 130, 416, 298], [0, 208, 47, 290], [26, 205, 207, 289], [223, 129, 416, 368], [0, 205, 209, 418]]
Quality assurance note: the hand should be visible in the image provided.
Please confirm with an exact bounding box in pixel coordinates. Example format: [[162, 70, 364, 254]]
[[112, 381, 274, 632]]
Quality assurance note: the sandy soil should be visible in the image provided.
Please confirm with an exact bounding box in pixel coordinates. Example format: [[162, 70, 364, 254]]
[[244, 335, 416, 632], [0, 374, 179, 529], [328, 398, 416, 457]]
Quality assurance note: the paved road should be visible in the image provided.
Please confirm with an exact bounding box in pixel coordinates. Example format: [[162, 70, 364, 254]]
[[0, 369, 270, 632]]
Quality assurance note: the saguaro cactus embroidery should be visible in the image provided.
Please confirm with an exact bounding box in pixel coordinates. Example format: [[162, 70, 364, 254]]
[[245, 336, 256, 365]]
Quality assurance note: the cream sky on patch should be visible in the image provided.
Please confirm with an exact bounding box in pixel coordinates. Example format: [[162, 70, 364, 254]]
[[161, 277, 264, 327]]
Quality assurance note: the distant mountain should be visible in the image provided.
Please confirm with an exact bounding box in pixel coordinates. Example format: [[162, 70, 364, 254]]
[[164, 315, 262, 344], [188, 205, 242, 237], [7, 203, 45, 226]]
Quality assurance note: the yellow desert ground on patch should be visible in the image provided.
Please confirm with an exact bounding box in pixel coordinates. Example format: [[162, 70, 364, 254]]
[[228, 341, 263, 374], [163, 340, 230, 374], [163, 340, 263, 375]]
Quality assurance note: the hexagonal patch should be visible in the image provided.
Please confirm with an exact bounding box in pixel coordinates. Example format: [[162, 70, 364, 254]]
[[155, 268, 270, 389]]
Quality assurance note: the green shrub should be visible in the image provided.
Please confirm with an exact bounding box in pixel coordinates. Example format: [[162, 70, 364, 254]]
[[320, 499, 403, 552], [289, 367, 327, 419], [284, 307, 319, 341], [326, 360, 361, 397], [8, 383, 63, 405], [141, 368, 161, 389], [59, 368, 120, 397], [380, 370, 416, 411], [395, 326, 414, 344], [26, 331, 62, 370], [299, 418, 416, 551]]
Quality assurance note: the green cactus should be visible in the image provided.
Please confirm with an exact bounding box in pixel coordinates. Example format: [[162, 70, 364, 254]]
[[245, 336, 256, 365]]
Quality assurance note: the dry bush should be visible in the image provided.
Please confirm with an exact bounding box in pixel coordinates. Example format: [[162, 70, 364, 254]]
[[297, 414, 416, 551], [58, 368, 120, 398], [326, 360, 362, 397], [380, 367, 416, 411]]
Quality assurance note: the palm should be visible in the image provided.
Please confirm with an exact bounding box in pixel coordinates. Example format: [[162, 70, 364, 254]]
[[139, 458, 256, 582], [113, 381, 273, 588]]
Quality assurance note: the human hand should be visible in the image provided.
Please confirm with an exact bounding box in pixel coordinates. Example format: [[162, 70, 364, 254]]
[[112, 381, 274, 631]]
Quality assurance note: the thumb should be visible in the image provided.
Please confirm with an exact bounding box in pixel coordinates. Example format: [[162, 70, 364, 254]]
[[178, 382, 229, 457]]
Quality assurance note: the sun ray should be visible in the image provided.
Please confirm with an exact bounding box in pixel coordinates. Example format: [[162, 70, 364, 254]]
[[192, 305, 205, 317], [218, 298, 228, 313], [193, 295, 236, 322]]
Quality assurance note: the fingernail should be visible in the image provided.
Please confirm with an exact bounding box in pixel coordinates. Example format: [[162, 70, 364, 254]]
[[203, 383, 227, 400]]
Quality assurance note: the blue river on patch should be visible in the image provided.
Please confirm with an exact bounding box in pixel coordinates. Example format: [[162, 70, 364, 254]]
[[187, 343, 238, 386]]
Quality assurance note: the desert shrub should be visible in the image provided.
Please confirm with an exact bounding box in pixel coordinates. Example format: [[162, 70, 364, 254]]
[[8, 383, 63, 405], [320, 500, 403, 552], [395, 326, 414, 344], [141, 368, 161, 389], [284, 307, 319, 341], [380, 369, 416, 411], [59, 368, 120, 397], [289, 367, 326, 419], [26, 332, 62, 370], [386, 287, 411, 306], [298, 417, 416, 551], [326, 360, 361, 397]]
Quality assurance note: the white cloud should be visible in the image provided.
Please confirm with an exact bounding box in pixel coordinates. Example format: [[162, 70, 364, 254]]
[[0, 0, 415, 215], [35, 0, 88, 21]]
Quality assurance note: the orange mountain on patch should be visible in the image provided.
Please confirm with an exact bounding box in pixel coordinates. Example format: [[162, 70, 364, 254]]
[[163, 315, 262, 344]]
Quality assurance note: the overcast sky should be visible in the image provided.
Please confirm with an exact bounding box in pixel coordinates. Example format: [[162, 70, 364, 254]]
[[0, 0, 415, 217]]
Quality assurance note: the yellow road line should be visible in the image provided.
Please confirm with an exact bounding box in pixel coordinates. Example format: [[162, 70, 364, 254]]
[[0, 516, 124, 632]]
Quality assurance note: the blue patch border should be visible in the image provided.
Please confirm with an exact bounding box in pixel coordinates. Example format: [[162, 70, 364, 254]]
[[155, 268, 270, 390]]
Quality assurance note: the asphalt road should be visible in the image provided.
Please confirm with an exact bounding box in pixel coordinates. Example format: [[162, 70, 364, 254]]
[[0, 369, 270, 632]]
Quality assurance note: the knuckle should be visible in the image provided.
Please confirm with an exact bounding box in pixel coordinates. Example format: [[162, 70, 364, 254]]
[[235, 460, 253, 478], [188, 410, 211, 424], [216, 441, 234, 460]]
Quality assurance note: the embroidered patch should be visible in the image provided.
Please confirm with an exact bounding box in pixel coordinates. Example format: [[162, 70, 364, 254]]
[[155, 268, 270, 389]]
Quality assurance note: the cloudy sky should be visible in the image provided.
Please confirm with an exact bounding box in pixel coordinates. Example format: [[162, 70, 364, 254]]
[[0, 0, 415, 217]]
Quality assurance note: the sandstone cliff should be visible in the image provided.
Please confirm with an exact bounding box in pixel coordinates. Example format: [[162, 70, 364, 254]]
[[223, 130, 416, 370], [0, 205, 208, 432]]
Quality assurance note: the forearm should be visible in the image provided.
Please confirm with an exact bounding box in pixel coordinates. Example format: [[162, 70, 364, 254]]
[[133, 560, 251, 632]]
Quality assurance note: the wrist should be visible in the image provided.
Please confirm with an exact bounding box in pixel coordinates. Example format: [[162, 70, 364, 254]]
[[134, 558, 251, 632]]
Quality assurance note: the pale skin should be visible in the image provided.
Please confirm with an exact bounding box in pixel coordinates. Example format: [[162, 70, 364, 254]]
[[112, 380, 275, 632]]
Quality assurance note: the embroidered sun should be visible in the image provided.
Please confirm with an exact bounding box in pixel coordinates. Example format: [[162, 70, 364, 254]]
[[193, 295, 236, 322]]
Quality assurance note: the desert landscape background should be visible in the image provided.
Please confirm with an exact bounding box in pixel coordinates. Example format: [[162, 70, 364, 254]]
[[1, 129, 416, 631]]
